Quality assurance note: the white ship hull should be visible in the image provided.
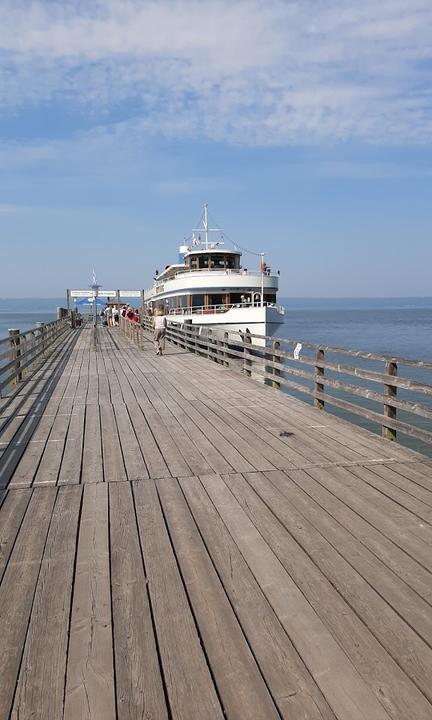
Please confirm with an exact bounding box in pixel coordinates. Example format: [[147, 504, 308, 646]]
[[167, 304, 284, 343]]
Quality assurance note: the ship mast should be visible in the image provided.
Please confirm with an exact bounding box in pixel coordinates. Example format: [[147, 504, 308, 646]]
[[204, 203, 209, 249], [193, 203, 220, 250]]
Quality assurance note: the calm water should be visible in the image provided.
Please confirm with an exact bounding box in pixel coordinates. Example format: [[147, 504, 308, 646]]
[[0, 312, 58, 340], [276, 298, 432, 456], [278, 305, 432, 361]]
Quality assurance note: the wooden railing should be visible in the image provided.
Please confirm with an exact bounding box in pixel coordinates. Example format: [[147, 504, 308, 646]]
[[0, 318, 71, 397], [120, 316, 432, 449]]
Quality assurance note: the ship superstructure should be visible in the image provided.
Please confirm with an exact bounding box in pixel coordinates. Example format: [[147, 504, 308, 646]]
[[144, 204, 284, 338]]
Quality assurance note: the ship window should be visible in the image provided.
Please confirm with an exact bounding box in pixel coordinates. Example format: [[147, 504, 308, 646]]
[[225, 255, 237, 269], [192, 294, 204, 307], [210, 255, 225, 268], [209, 294, 223, 307], [199, 255, 209, 269]]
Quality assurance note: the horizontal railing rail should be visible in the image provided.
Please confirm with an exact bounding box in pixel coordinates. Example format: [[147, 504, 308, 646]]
[[144, 269, 279, 296], [0, 318, 72, 396], [173, 269, 278, 279], [119, 316, 432, 450], [160, 301, 284, 316]]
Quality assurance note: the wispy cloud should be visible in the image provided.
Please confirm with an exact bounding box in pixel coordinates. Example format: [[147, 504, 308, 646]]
[[0, 203, 24, 212], [1, 0, 431, 145]]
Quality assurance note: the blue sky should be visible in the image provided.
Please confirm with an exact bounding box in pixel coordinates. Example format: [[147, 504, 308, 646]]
[[0, 0, 431, 297]]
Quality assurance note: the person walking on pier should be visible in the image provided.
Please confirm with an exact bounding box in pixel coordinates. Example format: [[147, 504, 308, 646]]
[[153, 307, 167, 355], [104, 305, 113, 327]]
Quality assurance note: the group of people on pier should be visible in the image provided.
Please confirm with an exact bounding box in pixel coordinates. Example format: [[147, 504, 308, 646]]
[[102, 304, 141, 326], [103, 302, 167, 356]]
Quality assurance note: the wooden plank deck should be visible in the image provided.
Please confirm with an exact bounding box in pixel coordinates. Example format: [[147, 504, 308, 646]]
[[0, 325, 432, 719]]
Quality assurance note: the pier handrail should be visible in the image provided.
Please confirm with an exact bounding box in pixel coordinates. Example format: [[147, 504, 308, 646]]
[[119, 315, 432, 450], [0, 318, 71, 396]]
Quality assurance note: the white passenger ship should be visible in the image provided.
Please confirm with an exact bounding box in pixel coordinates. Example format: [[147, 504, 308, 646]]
[[144, 205, 285, 339]]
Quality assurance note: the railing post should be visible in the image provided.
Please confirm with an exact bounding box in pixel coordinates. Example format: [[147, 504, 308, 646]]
[[207, 329, 212, 361], [243, 334, 252, 377], [223, 332, 229, 367], [30, 330, 37, 367], [314, 348, 325, 409], [271, 340, 281, 389], [214, 330, 222, 364], [36, 322, 46, 354], [383, 361, 397, 441], [9, 329, 22, 384]]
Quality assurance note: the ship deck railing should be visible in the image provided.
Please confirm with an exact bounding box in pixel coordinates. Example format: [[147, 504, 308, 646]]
[[162, 301, 283, 316]]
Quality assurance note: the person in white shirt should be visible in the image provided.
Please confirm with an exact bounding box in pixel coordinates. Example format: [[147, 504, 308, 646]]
[[104, 306, 113, 326], [152, 308, 167, 355]]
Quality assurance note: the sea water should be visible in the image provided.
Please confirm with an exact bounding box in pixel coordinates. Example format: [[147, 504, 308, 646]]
[[275, 298, 432, 456], [0, 312, 58, 339]]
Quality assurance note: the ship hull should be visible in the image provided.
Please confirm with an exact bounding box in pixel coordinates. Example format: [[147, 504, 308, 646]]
[[166, 304, 284, 343]]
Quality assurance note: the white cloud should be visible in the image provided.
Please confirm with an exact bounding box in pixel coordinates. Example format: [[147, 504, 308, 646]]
[[0, 204, 22, 212], [0, 0, 431, 145]]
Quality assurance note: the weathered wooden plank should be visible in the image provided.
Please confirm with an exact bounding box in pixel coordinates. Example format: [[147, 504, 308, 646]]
[[33, 412, 71, 486], [139, 403, 193, 477], [3, 410, 59, 489], [11, 485, 82, 720], [157, 396, 237, 475], [100, 403, 127, 483], [200, 473, 391, 720], [108, 356, 137, 405], [234, 471, 432, 715], [64, 483, 115, 720], [383, 462, 432, 494], [360, 462, 432, 510], [58, 404, 85, 485], [158, 476, 282, 720], [110, 481, 168, 720], [284, 468, 432, 605], [0, 487, 57, 719], [118, 355, 219, 473], [0, 414, 27, 446], [103, 357, 124, 404], [151, 373, 269, 472], [133, 480, 224, 720], [179, 475, 336, 719], [306, 465, 432, 571], [262, 469, 432, 643], [126, 402, 170, 479], [347, 463, 432, 524], [113, 403, 149, 480], [81, 404, 103, 484], [0, 488, 32, 582], [127, 369, 215, 476], [235, 401, 362, 465]]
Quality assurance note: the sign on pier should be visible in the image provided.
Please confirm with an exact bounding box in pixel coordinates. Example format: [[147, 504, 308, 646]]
[[67, 288, 145, 306]]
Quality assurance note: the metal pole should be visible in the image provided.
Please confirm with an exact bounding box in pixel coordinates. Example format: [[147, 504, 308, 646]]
[[261, 254, 264, 307], [204, 203, 209, 249]]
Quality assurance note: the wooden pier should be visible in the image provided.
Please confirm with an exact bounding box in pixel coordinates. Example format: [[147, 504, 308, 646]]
[[1, 324, 432, 719]]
